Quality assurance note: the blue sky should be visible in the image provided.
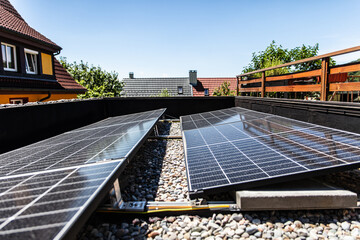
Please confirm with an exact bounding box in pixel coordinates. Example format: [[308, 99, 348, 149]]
[[10, 0, 360, 79]]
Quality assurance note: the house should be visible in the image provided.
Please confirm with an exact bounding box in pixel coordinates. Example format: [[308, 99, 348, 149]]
[[122, 70, 236, 97], [0, 0, 86, 104], [192, 77, 237, 96], [122, 71, 196, 97]]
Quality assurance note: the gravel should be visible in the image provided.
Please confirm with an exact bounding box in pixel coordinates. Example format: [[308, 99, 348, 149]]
[[0, 97, 92, 108], [79, 121, 360, 240], [156, 121, 181, 136], [119, 121, 188, 202], [80, 211, 360, 240]]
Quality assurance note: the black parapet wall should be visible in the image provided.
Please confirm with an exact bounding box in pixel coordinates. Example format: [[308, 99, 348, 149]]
[[235, 96, 360, 134], [104, 97, 235, 118], [3, 96, 360, 155], [0, 97, 235, 154], [0, 99, 107, 154]]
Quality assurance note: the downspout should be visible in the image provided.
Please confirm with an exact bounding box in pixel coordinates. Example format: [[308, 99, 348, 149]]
[[38, 91, 51, 102]]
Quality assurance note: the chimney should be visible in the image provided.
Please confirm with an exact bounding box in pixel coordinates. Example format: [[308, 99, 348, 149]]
[[129, 72, 134, 79], [189, 70, 197, 86]]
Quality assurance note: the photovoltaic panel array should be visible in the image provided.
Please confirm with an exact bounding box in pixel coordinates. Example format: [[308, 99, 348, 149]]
[[0, 108, 165, 240], [181, 107, 360, 198]]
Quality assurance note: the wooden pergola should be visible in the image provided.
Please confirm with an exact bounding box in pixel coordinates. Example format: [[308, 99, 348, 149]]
[[236, 46, 360, 101]]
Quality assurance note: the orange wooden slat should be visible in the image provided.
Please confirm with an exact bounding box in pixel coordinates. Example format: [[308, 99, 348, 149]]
[[266, 69, 321, 82], [266, 85, 321, 92], [329, 82, 360, 91], [238, 87, 261, 92], [239, 78, 262, 84], [330, 62, 360, 74]]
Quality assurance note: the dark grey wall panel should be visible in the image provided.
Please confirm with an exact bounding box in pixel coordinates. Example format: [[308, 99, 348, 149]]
[[235, 97, 360, 134], [105, 97, 235, 118], [0, 100, 107, 153]]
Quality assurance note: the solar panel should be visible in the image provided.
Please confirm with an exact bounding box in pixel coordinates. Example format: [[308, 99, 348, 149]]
[[181, 107, 360, 198], [0, 108, 165, 239], [0, 160, 121, 240]]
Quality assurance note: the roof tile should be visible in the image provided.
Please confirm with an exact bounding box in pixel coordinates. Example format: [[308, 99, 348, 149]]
[[0, 0, 60, 49], [122, 77, 192, 97], [193, 78, 237, 96], [54, 58, 87, 91]]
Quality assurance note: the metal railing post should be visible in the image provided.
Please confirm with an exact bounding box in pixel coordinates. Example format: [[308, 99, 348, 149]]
[[236, 76, 239, 96]]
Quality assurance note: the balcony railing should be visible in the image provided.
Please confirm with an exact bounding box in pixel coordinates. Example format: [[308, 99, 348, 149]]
[[236, 45, 360, 101]]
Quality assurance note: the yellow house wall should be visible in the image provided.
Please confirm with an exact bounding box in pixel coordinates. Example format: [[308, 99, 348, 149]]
[[0, 93, 78, 104]]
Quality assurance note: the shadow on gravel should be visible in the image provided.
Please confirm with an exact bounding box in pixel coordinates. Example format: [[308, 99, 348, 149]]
[[156, 121, 171, 135], [316, 169, 360, 198], [120, 139, 167, 202]]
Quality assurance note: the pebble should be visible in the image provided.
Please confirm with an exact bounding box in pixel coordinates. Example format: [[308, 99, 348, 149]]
[[252, 218, 261, 224], [191, 231, 201, 237], [330, 223, 338, 230], [148, 231, 160, 238], [246, 226, 258, 235], [216, 213, 224, 220], [232, 213, 243, 222], [342, 221, 351, 230]]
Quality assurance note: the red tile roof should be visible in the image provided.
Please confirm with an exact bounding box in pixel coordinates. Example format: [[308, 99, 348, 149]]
[[0, 0, 60, 50], [54, 58, 86, 91], [193, 78, 237, 96]]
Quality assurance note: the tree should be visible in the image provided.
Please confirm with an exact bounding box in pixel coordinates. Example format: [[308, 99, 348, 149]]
[[348, 59, 360, 78], [213, 81, 235, 96], [158, 88, 172, 97], [242, 41, 336, 75], [59, 57, 123, 99]]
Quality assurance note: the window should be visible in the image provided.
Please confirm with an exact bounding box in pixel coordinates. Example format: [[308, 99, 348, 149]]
[[24, 49, 38, 74], [1, 42, 17, 71], [204, 88, 209, 96], [178, 86, 183, 94], [9, 98, 28, 104]]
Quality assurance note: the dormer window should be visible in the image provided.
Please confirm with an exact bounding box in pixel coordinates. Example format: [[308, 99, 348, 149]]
[[204, 88, 209, 96], [24, 49, 38, 74], [1, 42, 17, 71], [178, 86, 183, 94]]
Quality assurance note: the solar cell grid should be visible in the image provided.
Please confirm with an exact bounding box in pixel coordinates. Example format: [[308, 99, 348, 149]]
[[181, 107, 360, 197], [0, 161, 121, 240]]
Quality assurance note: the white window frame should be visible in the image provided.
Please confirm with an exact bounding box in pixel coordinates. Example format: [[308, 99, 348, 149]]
[[10, 99, 24, 104], [24, 48, 38, 74], [1, 42, 17, 72]]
